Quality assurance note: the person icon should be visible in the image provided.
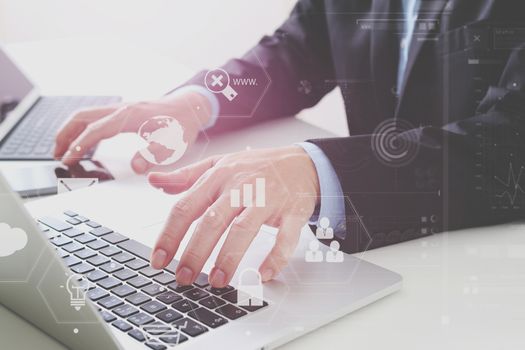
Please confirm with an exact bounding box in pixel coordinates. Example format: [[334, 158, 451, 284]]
[[305, 240, 323, 262], [315, 217, 334, 239], [325, 241, 344, 263]]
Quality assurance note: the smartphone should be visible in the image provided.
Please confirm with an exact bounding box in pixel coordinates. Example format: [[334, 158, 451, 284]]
[[2, 160, 114, 198]]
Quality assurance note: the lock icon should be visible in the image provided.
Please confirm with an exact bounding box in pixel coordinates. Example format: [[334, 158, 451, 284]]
[[236, 268, 263, 307]]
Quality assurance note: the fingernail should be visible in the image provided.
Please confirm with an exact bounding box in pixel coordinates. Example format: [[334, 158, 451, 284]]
[[261, 269, 274, 282], [151, 249, 167, 269], [132, 157, 148, 173], [176, 266, 193, 285], [210, 268, 226, 287]]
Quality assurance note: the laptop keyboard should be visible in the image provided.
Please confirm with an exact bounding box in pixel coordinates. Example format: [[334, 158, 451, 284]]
[[38, 211, 268, 349], [0, 96, 120, 160]]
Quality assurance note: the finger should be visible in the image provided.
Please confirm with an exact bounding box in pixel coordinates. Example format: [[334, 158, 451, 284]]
[[130, 151, 155, 175], [54, 106, 119, 159], [259, 216, 305, 282], [148, 155, 221, 194], [210, 207, 270, 288], [175, 194, 243, 285], [61, 106, 131, 165], [150, 173, 220, 271]]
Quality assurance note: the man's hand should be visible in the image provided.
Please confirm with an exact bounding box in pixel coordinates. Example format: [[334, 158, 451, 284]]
[[148, 146, 320, 288], [54, 91, 212, 173]]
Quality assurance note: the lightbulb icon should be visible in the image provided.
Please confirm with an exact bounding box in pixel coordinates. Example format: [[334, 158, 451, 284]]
[[66, 273, 91, 311]]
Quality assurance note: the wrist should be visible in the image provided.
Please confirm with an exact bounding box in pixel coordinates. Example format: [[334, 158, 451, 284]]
[[290, 145, 321, 204]]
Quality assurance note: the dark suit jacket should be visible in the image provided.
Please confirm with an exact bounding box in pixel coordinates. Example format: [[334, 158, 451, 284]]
[[186, 0, 525, 253]]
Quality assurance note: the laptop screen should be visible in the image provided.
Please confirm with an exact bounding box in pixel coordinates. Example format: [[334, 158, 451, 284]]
[[0, 47, 34, 121]]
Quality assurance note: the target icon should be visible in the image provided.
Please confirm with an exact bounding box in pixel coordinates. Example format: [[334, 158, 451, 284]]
[[372, 118, 419, 167]]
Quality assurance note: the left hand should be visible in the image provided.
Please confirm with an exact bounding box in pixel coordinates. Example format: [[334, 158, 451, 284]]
[[148, 145, 320, 288]]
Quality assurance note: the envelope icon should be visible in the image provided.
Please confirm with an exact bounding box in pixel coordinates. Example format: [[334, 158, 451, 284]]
[[57, 178, 99, 194]]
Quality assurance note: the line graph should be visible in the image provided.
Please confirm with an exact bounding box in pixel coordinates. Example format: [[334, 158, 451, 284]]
[[494, 163, 525, 206]]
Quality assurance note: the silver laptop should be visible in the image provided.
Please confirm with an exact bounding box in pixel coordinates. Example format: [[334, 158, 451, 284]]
[[0, 45, 120, 160], [0, 172, 402, 350]]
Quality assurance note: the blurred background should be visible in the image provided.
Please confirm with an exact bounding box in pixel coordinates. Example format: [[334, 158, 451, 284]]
[[0, 0, 347, 135]]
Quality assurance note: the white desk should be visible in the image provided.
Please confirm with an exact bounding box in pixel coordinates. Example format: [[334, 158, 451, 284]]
[[1, 39, 525, 350]]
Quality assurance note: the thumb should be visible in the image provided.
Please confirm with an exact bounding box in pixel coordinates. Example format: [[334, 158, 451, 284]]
[[148, 155, 221, 194]]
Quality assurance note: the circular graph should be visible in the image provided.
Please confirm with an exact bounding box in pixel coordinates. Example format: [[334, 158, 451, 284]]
[[371, 118, 419, 167]]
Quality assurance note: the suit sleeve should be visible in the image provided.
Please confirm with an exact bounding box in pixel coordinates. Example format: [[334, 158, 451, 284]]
[[308, 45, 525, 254], [183, 0, 336, 133]]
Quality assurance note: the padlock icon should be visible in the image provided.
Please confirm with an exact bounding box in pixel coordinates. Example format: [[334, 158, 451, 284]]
[[236, 268, 263, 307]]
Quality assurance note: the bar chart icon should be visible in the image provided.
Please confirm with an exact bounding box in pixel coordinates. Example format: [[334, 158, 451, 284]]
[[230, 178, 266, 208]]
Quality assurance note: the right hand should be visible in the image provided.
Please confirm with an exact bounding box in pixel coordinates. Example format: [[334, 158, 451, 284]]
[[54, 91, 213, 174]]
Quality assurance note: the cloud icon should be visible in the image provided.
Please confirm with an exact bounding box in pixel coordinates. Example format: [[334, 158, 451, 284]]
[[0, 223, 28, 257]]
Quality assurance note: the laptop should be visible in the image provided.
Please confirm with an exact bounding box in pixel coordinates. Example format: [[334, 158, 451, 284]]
[[0, 171, 402, 349], [0, 45, 120, 160]]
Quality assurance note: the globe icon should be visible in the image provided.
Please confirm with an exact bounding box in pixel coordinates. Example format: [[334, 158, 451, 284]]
[[138, 116, 188, 166]]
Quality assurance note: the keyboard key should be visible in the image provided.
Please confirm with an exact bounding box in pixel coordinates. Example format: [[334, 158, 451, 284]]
[[55, 248, 69, 258], [167, 282, 193, 294], [102, 232, 128, 244], [86, 270, 107, 282], [159, 332, 188, 345], [114, 268, 137, 281], [140, 266, 163, 278], [75, 233, 96, 244], [125, 259, 149, 270], [71, 263, 94, 274], [220, 290, 268, 311], [113, 252, 134, 264], [87, 255, 110, 266], [118, 239, 152, 262], [187, 307, 228, 328], [66, 217, 82, 225], [126, 293, 151, 306], [215, 304, 247, 320], [50, 236, 72, 247], [99, 310, 116, 322], [87, 239, 109, 250], [63, 255, 82, 267], [164, 260, 179, 274], [128, 328, 146, 342], [86, 221, 101, 228], [156, 291, 181, 305], [128, 312, 154, 327], [193, 273, 209, 288], [184, 288, 209, 301], [172, 299, 199, 313], [62, 241, 84, 253], [142, 284, 166, 296], [239, 301, 269, 312], [62, 228, 84, 238], [100, 262, 123, 274], [128, 276, 152, 289], [98, 295, 124, 309], [98, 277, 122, 290], [143, 322, 172, 335], [113, 304, 139, 318], [112, 319, 132, 332], [145, 341, 166, 350], [90, 227, 113, 237], [39, 217, 71, 232], [100, 246, 121, 257], [140, 300, 166, 314], [75, 248, 97, 260], [205, 285, 234, 296], [172, 318, 208, 337], [112, 284, 136, 298], [153, 273, 176, 285], [64, 210, 78, 217], [199, 295, 226, 309], [156, 309, 183, 323], [75, 215, 89, 223], [87, 288, 109, 301]]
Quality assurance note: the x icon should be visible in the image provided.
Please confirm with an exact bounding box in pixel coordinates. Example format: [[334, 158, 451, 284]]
[[473, 35, 481, 42], [211, 74, 224, 87]]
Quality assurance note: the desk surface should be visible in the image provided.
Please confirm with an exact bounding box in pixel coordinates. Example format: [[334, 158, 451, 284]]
[[2, 39, 525, 350]]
